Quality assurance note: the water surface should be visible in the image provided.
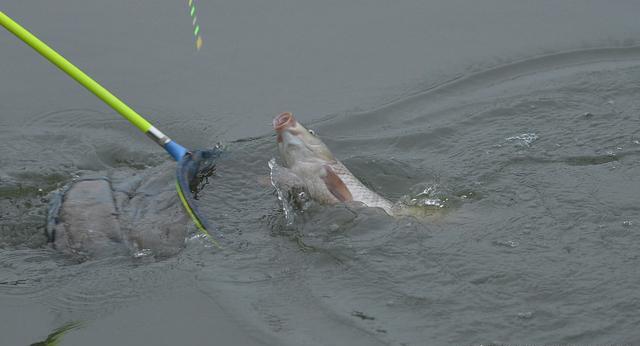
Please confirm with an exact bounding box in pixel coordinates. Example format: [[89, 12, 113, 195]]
[[2, 1, 640, 345]]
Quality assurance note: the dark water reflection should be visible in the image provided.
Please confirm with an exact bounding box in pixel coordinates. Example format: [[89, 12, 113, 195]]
[[2, 1, 640, 345]]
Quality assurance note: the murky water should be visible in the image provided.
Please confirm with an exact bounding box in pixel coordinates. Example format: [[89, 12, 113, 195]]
[[3, 1, 640, 345]]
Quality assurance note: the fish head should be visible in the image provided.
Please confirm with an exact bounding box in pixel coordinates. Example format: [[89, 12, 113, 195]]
[[273, 112, 334, 167]]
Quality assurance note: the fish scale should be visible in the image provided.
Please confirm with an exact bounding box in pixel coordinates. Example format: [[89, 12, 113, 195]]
[[329, 161, 394, 214]]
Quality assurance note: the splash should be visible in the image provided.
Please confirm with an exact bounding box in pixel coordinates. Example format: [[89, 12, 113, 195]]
[[506, 133, 538, 147], [398, 183, 449, 209], [268, 158, 295, 225]]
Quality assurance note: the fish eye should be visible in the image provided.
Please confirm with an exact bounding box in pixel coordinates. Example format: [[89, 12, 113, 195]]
[[308, 129, 316, 136]]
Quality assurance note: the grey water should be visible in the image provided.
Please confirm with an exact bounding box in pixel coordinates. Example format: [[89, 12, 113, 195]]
[[2, 1, 640, 345]]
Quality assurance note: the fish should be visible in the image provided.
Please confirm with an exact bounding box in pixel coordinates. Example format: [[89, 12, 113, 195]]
[[271, 112, 394, 215]]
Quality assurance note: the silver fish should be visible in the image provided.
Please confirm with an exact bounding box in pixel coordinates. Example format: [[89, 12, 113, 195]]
[[271, 112, 394, 215]]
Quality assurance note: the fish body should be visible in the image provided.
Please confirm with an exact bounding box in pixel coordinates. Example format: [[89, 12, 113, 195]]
[[271, 112, 393, 215]]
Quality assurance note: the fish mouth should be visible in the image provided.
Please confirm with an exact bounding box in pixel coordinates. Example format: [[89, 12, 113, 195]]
[[273, 112, 296, 131]]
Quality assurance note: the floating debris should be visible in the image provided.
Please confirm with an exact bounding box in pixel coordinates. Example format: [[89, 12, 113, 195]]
[[493, 240, 519, 248], [351, 310, 375, 320], [517, 311, 533, 319], [506, 133, 538, 147]]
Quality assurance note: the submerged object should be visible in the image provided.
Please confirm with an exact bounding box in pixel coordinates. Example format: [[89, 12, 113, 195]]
[[30, 321, 83, 346], [47, 178, 129, 260], [47, 164, 196, 261]]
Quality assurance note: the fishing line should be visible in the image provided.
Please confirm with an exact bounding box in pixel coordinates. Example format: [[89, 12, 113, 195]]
[[187, 0, 203, 50]]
